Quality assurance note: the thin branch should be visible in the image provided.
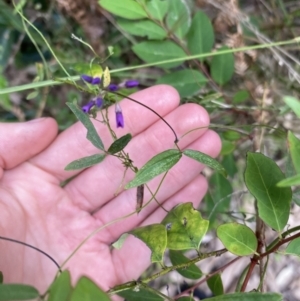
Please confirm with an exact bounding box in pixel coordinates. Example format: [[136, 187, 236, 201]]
[[0, 236, 61, 272], [111, 91, 179, 143]]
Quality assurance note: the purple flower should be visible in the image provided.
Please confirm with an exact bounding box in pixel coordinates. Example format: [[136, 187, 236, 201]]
[[82, 96, 104, 113], [81, 74, 93, 83], [81, 74, 101, 85], [82, 100, 95, 113], [125, 80, 139, 88], [108, 84, 119, 92], [115, 103, 124, 128], [91, 77, 101, 85], [95, 97, 103, 108]]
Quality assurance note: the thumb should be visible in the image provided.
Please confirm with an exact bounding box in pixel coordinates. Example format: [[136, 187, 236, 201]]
[[0, 118, 58, 172]]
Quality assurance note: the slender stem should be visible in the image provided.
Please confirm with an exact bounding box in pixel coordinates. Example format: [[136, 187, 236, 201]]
[[111, 91, 179, 143], [266, 225, 300, 251], [257, 256, 269, 291], [108, 249, 227, 295], [174, 256, 241, 299], [0, 235, 61, 272], [2, 37, 299, 95], [261, 231, 300, 258], [14, 3, 74, 83]]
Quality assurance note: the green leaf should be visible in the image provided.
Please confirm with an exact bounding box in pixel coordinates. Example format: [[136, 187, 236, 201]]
[[0, 28, 14, 72], [166, 0, 191, 39], [0, 75, 11, 111], [73, 63, 103, 78], [161, 202, 209, 250], [26, 90, 39, 100], [169, 250, 202, 279], [233, 90, 250, 104], [223, 130, 241, 141], [277, 174, 300, 187], [132, 41, 186, 69], [0, 2, 44, 45], [156, 69, 207, 98], [217, 223, 257, 256], [112, 233, 128, 249], [283, 96, 300, 118], [207, 274, 224, 296], [288, 131, 300, 174], [117, 19, 166, 40], [0, 284, 39, 301], [66, 102, 104, 151], [285, 237, 300, 257], [107, 133, 132, 154], [186, 11, 214, 60], [222, 154, 238, 178], [183, 149, 227, 177], [211, 46, 235, 85], [146, 0, 169, 21], [70, 276, 111, 301], [99, 0, 147, 19], [65, 154, 106, 171], [286, 150, 297, 179], [220, 140, 236, 156], [198, 292, 282, 301], [205, 173, 233, 225], [244, 152, 292, 231], [205, 173, 232, 226], [125, 149, 182, 189], [129, 224, 167, 262], [0, 272, 2, 283], [48, 271, 72, 301], [118, 287, 163, 301], [0, 2, 23, 31], [292, 189, 300, 206]]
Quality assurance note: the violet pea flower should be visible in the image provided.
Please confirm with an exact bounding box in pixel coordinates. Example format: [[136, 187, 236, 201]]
[[95, 97, 103, 108], [108, 84, 119, 92], [81, 100, 95, 113], [125, 80, 139, 88], [115, 103, 124, 128], [81, 74, 101, 85]]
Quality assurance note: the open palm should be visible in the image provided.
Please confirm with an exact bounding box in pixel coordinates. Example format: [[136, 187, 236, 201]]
[[0, 86, 221, 295]]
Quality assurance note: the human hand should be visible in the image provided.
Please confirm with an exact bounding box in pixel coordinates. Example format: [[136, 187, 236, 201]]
[[0, 85, 221, 295]]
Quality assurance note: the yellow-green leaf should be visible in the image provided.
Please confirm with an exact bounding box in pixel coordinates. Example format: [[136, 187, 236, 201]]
[[99, 0, 147, 20], [129, 224, 167, 262], [161, 203, 209, 250]]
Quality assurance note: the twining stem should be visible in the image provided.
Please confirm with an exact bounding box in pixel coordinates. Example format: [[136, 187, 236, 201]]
[[267, 225, 300, 251], [175, 256, 241, 299], [107, 248, 227, 295], [0, 235, 61, 272], [262, 231, 300, 257], [111, 91, 179, 144], [2, 36, 300, 96], [59, 172, 170, 271], [14, 2, 73, 83]]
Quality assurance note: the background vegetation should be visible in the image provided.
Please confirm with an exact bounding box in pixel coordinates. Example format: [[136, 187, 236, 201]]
[[1, 0, 300, 300]]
